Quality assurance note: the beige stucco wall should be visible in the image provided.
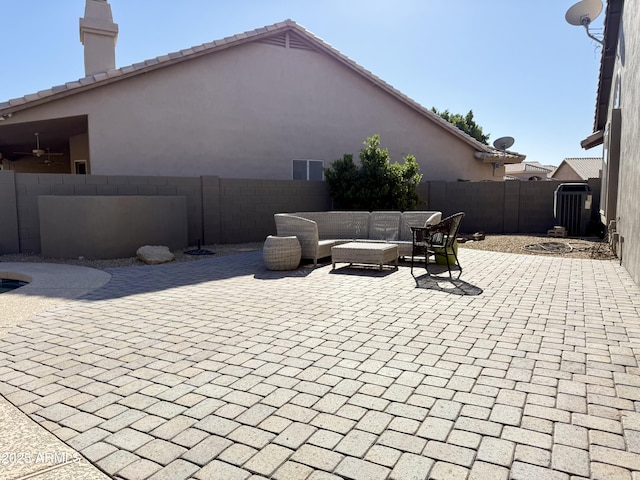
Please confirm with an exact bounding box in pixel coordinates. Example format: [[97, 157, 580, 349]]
[[3, 39, 495, 181], [551, 164, 581, 182], [611, 1, 640, 285]]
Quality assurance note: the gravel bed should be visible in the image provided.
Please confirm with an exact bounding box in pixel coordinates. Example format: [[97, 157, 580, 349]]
[[458, 234, 615, 260], [0, 235, 615, 270]]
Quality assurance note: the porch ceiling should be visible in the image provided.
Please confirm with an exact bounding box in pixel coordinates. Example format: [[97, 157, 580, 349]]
[[0, 116, 87, 160]]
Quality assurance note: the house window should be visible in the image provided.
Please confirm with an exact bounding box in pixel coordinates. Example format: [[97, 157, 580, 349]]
[[74, 160, 87, 175], [293, 159, 323, 181]]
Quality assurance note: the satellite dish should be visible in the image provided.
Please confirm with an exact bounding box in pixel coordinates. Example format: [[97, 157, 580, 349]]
[[565, 0, 603, 26], [493, 136, 515, 151], [491, 136, 515, 173], [565, 0, 604, 45]]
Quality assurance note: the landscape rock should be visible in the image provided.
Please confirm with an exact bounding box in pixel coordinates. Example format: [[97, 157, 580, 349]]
[[136, 245, 175, 265]]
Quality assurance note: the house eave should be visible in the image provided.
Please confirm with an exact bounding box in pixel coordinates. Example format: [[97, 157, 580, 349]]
[[590, 0, 623, 133], [474, 151, 526, 164], [580, 129, 605, 149]]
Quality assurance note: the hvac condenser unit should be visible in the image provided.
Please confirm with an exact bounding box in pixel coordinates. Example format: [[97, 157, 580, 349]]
[[553, 183, 592, 236]]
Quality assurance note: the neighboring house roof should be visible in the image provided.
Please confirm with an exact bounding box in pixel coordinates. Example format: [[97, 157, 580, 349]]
[[504, 162, 554, 175], [504, 161, 554, 181], [552, 157, 602, 180], [0, 19, 525, 163], [581, 0, 623, 149]]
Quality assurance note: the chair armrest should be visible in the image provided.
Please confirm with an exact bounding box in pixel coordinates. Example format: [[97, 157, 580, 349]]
[[274, 214, 319, 259]]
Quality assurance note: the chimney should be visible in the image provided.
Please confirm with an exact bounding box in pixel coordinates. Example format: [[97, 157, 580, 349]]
[[79, 0, 118, 76]]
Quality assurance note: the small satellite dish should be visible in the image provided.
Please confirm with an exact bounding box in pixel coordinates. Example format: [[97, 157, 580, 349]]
[[491, 136, 515, 173], [565, 0, 603, 26], [493, 136, 515, 151]]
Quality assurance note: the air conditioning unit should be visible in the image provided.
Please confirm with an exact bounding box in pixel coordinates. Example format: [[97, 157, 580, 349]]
[[554, 183, 592, 236]]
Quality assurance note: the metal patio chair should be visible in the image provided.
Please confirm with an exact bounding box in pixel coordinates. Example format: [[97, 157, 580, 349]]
[[411, 212, 465, 280]]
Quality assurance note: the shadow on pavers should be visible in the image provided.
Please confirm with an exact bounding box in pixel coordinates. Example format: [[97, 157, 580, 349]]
[[254, 265, 315, 279], [412, 270, 483, 296], [329, 265, 398, 277], [85, 251, 266, 300]]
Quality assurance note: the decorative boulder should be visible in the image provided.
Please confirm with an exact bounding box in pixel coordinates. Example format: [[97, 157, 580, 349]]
[[136, 245, 175, 265]]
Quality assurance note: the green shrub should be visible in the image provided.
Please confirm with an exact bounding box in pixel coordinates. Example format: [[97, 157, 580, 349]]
[[324, 135, 423, 210]]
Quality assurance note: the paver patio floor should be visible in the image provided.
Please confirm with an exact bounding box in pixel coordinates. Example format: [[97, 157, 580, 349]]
[[1, 249, 640, 479]]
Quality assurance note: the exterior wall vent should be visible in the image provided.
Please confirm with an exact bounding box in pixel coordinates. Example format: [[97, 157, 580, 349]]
[[259, 32, 317, 51]]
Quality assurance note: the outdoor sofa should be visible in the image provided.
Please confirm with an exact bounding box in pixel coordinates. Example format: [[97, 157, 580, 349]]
[[274, 211, 442, 266]]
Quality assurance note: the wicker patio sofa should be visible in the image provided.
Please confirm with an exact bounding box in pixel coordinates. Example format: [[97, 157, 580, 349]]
[[274, 211, 442, 266]]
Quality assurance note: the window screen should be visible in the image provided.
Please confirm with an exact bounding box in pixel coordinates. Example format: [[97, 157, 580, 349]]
[[308, 161, 323, 181], [292, 159, 323, 181], [292, 160, 307, 180]]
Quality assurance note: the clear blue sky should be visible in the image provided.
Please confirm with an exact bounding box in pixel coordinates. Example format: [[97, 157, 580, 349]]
[[1, 0, 605, 166]]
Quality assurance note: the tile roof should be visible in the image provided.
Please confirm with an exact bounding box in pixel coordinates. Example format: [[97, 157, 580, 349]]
[[0, 19, 522, 160], [557, 157, 603, 180], [505, 162, 553, 174]]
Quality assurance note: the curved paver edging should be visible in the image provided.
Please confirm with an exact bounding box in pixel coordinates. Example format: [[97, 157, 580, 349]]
[[0, 262, 112, 480], [0, 262, 112, 331]]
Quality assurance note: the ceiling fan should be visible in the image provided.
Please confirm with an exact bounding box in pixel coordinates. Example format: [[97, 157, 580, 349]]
[[13, 132, 64, 158], [39, 153, 63, 167]]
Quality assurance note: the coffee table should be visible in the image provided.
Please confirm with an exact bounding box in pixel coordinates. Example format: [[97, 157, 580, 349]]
[[331, 242, 398, 271]]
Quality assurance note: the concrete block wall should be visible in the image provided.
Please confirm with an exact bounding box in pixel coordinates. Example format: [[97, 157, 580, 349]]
[[11, 173, 202, 253], [0, 172, 19, 254], [218, 179, 332, 243], [39, 195, 188, 259], [202, 176, 222, 245], [503, 182, 520, 233], [432, 181, 507, 233], [424, 180, 598, 235], [0, 173, 602, 256], [517, 181, 560, 233]]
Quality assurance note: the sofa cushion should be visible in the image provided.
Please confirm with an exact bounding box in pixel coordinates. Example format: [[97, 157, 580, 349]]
[[369, 211, 402, 241]]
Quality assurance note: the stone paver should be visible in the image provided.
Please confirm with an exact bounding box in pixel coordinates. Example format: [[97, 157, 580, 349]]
[[389, 452, 434, 479], [2, 250, 640, 479]]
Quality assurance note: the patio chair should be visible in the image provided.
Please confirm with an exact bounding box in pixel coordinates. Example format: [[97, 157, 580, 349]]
[[411, 212, 465, 280]]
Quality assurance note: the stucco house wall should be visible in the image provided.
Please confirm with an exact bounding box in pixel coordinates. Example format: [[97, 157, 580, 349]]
[[4, 40, 491, 181], [611, 1, 640, 284], [2, 15, 526, 182], [587, 1, 640, 285]]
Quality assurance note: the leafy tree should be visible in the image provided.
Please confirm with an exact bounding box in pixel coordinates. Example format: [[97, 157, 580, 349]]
[[431, 108, 490, 145], [324, 135, 423, 210]]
